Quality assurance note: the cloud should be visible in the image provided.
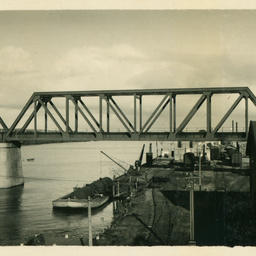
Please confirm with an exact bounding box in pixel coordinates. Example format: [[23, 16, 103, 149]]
[[127, 49, 256, 95], [33, 43, 256, 96], [0, 46, 33, 74], [53, 44, 157, 91], [1, 43, 256, 130], [56, 44, 147, 75], [127, 61, 195, 89]]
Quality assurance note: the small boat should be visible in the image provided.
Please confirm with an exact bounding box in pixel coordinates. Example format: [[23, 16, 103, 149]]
[[26, 158, 35, 161], [52, 177, 113, 209]]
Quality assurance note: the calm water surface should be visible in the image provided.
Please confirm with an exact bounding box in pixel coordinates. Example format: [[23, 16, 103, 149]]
[[0, 141, 152, 245]]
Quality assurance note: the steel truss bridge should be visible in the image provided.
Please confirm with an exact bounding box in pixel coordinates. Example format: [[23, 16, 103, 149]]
[[1, 87, 256, 144]]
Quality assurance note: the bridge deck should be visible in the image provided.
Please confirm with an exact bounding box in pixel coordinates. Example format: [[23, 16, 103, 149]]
[[0, 131, 248, 144]]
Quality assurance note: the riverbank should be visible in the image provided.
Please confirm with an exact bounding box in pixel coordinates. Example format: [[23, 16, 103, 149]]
[[21, 153, 256, 246], [92, 156, 255, 246]]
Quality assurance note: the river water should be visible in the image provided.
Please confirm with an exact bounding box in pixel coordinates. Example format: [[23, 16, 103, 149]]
[[0, 141, 153, 246]]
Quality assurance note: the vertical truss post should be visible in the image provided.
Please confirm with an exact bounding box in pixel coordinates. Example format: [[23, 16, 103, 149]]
[[66, 96, 69, 133], [99, 95, 103, 133], [173, 95, 176, 132], [245, 95, 249, 136], [39, 98, 65, 134], [169, 93, 173, 133], [140, 95, 142, 132], [134, 94, 137, 132], [49, 100, 73, 132], [34, 100, 37, 135], [206, 93, 212, 133], [45, 101, 48, 133], [71, 98, 97, 133], [75, 98, 78, 132], [107, 97, 110, 133]]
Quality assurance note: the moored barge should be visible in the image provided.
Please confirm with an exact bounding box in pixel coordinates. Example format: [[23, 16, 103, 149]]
[[52, 177, 113, 209]]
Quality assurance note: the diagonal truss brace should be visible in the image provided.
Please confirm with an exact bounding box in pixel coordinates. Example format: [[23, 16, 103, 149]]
[[106, 97, 133, 134], [175, 94, 207, 134], [20, 101, 42, 133], [0, 117, 8, 130], [140, 95, 169, 133], [79, 98, 101, 131], [49, 100, 73, 133], [108, 97, 134, 132], [38, 98, 64, 134], [144, 98, 171, 133], [6, 94, 35, 137], [212, 94, 244, 134], [70, 97, 98, 134], [18, 97, 74, 134]]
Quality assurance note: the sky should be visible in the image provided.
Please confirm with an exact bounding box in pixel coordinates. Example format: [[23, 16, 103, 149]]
[[1, 10, 256, 131]]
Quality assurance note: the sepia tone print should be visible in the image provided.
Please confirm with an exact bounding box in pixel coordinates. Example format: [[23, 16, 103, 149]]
[[0, 9, 256, 248]]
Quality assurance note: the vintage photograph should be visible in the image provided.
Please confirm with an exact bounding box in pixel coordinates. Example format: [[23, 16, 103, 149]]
[[0, 5, 256, 251]]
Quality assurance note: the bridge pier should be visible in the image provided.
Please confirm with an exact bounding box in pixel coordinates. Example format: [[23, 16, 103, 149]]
[[0, 143, 24, 188]]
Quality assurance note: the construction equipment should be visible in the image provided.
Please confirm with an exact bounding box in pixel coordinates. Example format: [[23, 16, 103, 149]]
[[101, 144, 145, 174], [135, 144, 145, 169], [146, 143, 153, 166], [100, 151, 131, 172]]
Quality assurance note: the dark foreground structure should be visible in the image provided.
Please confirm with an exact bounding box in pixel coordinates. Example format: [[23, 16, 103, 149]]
[[92, 159, 254, 246]]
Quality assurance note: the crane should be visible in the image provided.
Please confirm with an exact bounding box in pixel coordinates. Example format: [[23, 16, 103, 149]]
[[101, 144, 145, 173], [135, 144, 145, 168], [100, 151, 130, 172]]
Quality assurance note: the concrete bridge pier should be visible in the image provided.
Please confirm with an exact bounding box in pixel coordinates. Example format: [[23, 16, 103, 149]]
[[0, 143, 24, 188]]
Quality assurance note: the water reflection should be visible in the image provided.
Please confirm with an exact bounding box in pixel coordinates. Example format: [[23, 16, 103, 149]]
[[0, 142, 149, 245], [50, 200, 113, 239], [0, 185, 24, 245]]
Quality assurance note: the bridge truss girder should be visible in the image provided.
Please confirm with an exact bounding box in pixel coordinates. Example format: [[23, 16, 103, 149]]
[[3, 87, 256, 143]]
